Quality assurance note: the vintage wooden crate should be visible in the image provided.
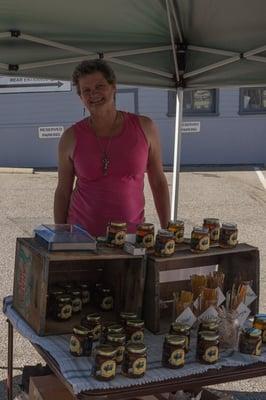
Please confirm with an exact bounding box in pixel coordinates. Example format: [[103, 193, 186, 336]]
[[143, 243, 260, 333], [13, 237, 145, 336]]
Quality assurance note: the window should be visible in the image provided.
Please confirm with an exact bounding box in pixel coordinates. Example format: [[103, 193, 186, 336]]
[[240, 87, 266, 114], [168, 89, 218, 116]]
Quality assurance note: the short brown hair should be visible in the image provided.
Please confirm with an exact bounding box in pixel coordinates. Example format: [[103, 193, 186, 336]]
[[72, 59, 116, 95]]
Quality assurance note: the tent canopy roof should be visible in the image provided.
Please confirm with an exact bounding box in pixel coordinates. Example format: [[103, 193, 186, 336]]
[[1, 0, 266, 89]]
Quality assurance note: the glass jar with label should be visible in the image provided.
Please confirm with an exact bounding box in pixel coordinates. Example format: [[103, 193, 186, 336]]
[[81, 313, 102, 341], [99, 287, 114, 311], [126, 319, 144, 343], [162, 334, 186, 369], [203, 218, 220, 244], [167, 220, 185, 244], [190, 226, 210, 253], [71, 289, 82, 313], [69, 326, 93, 356], [94, 345, 117, 381], [122, 343, 147, 378], [79, 283, 90, 305], [54, 294, 72, 321], [120, 311, 138, 328], [253, 314, 266, 343], [239, 328, 262, 355], [136, 223, 155, 248], [107, 333, 126, 364], [219, 223, 238, 248], [169, 323, 191, 352], [197, 332, 219, 364], [155, 229, 175, 257], [47, 288, 64, 317], [106, 221, 127, 247]]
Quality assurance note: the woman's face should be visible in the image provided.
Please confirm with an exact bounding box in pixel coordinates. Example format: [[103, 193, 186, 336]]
[[78, 72, 116, 113]]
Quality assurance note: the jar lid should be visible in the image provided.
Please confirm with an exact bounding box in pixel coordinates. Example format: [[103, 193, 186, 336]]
[[126, 343, 147, 354], [157, 229, 174, 237], [168, 220, 184, 227], [71, 290, 81, 295], [126, 319, 144, 328], [254, 314, 266, 320], [107, 333, 126, 343], [120, 311, 137, 319], [86, 313, 101, 322], [203, 218, 220, 224], [244, 327, 262, 337], [171, 322, 190, 333], [137, 223, 154, 230], [96, 345, 117, 357], [50, 288, 64, 295], [165, 334, 186, 346], [107, 324, 124, 333], [102, 287, 111, 293], [193, 226, 209, 234], [58, 295, 71, 302], [222, 223, 237, 229], [80, 283, 89, 288], [199, 331, 219, 341], [73, 325, 90, 336], [201, 321, 219, 330], [110, 221, 127, 228]]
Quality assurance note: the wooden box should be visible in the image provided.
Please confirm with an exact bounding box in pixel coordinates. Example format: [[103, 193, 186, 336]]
[[29, 374, 74, 400], [143, 243, 260, 333], [13, 237, 145, 336]]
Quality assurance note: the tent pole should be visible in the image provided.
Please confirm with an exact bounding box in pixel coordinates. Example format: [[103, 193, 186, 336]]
[[171, 88, 183, 220]]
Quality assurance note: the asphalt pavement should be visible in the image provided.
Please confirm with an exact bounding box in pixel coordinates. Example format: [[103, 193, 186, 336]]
[[0, 167, 265, 399]]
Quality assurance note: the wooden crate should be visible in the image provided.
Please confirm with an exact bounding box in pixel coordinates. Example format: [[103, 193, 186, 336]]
[[13, 237, 145, 336], [143, 243, 260, 334]]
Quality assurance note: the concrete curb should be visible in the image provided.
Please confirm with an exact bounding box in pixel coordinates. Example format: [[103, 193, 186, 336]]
[[0, 167, 34, 174]]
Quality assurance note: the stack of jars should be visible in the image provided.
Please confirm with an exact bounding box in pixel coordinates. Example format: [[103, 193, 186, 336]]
[[162, 322, 191, 369]]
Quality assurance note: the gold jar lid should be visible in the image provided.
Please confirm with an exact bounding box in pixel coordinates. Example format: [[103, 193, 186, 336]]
[[107, 333, 126, 343], [192, 226, 209, 234], [137, 223, 154, 231], [73, 325, 90, 336], [126, 343, 147, 354], [71, 290, 81, 296], [201, 321, 219, 330], [168, 220, 184, 227], [50, 288, 64, 296], [157, 229, 174, 238], [120, 311, 137, 319], [126, 319, 144, 328], [80, 283, 89, 289], [107, 324, 124, 333], [165, 334, 186, 346], [171, 322, 190, 333], [221, 223, 237, 230], [86, 313, 101, 322], [110, 221, 127, 228], [199, 331, 219, 341], [203, 218, 220, 225], [95, 345, 117, 357], [57, 294, 71, 302]]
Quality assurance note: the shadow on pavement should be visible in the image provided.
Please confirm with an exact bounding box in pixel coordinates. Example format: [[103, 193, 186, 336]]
[[0, 373, 23, 400]]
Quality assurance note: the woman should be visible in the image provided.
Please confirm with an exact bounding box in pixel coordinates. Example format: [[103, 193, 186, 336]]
[[54, 59, 170, 236]]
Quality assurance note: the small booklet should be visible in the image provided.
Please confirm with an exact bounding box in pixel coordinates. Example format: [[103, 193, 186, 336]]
[[34, 224, 97, 251]]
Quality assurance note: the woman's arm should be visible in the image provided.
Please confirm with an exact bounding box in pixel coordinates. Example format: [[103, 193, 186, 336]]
[[54, 128, 75, 224]]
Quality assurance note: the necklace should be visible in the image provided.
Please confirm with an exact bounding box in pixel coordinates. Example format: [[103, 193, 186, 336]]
[[90, 111, 119, 176]]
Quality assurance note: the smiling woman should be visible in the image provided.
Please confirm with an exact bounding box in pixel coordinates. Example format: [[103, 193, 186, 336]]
[[53, 59, 170, 237]]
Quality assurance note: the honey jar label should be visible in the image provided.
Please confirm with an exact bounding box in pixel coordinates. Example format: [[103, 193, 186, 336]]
[[169, 349, 185, 366], [99, 360, 116, 378], [101, 296, 114, 311], [72, 299, 82, 313], [58, 305, 72, 320], [132, 357, 146, 375], [70, 336, 82, 356], [113, 231, 126, 246], [175, 229, 184, 243], [82, 291, 90, 304], [116, 346, 125, 363], [92, 325, 102, 340], [198, 236, 210, 251], [228, 233, 238, 246], [210, 228, 219, 242], [142, 233, 154, 248], [203, 346, 219, 363], [131, 330, 144, 343]]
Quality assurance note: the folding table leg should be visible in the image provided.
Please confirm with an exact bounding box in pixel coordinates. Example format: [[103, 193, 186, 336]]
[[7, 319, 13, 400]]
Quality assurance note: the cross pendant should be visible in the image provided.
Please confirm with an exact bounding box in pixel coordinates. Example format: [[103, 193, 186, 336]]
[[102, 154, 110, 176]]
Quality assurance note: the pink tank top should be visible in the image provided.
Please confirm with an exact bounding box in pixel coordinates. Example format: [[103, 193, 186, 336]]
[[67, 112, 149, 236]]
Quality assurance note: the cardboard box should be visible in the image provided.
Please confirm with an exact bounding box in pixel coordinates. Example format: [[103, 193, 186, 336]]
[[29, 374, 74, 400]]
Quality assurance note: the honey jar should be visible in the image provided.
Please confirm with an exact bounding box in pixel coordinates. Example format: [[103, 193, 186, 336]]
[[71, 289, 82, 313], [136, 223, 155, 248], [94, 345, 117, 381], [253, 314, 266, 343], [81, 313, 102, 341], [99, 287, 114, 311], [94, 282, 103, 306], [125, 319, 144, 343], [169, 323, 191, 352], [120, 311, 138, 328], [47, 288, 64, 317], [239, 328, 262, 355], [198, 318, 219, 335], [190, 226, 210, 253], [167, 220, 184, 244], [122, 343, 147, 378], [107, 333, 126, 364], [155, 229, 175, 257], [69, 326, 93, 356], [203, 218, 220, 244], [219, 223, 238, 248], [54, 294, 72, 321], [79, 283, 90, 305], [197, 332, 219, 364], [106, 221, 127, 247], [162, 335, 186, 369]]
